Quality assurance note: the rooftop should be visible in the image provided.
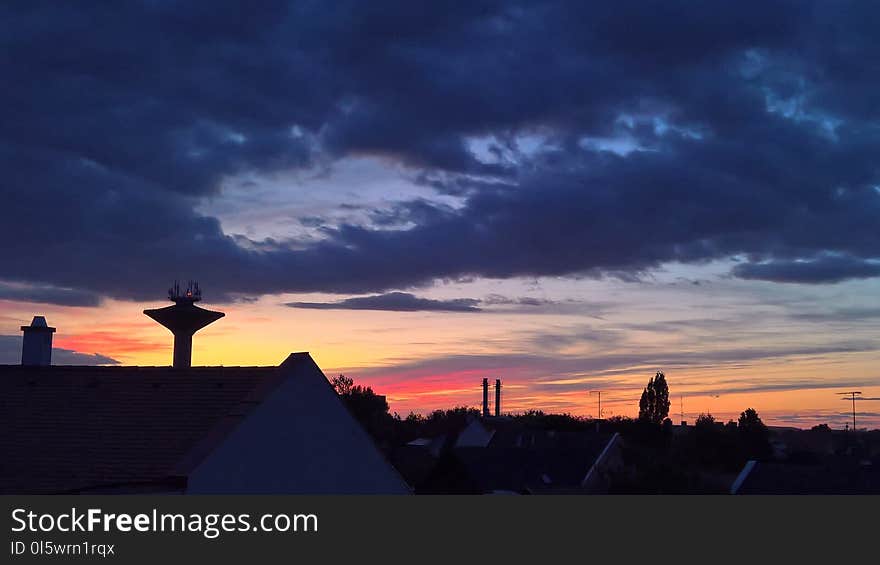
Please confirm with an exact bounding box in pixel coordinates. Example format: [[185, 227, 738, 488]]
[[0, 363, 283, 493], [732, 460, 880, 494]]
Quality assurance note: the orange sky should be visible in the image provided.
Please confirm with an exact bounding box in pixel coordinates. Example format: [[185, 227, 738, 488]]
[[4, 271, 879, 431]]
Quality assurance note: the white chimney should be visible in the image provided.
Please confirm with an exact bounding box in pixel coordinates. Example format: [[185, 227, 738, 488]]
[[21, 316, 56, 366]]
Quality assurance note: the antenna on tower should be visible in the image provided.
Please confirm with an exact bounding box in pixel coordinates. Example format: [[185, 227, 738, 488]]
[[837, 391, 862, 431], [168, 280, 202, 304]]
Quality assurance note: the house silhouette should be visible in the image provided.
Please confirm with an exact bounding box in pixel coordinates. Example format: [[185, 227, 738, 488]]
[[0, 352, 410, 494]]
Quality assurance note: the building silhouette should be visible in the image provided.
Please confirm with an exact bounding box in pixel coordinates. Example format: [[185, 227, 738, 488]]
[[20, 316, 55, 366], [1, 293, 410, 494]]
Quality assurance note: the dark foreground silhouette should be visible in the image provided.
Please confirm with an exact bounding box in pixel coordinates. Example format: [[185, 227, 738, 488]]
[[333, 375, 880, 494]]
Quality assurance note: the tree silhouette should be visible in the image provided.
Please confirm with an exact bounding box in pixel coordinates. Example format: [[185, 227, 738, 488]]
[[694, 413, 716, 429], [737, 408, 765, 431], [737, 407, 771, 459], [331, 374, 354, 395], [330, 374, 391, 440], [638, 371, 670, 424]]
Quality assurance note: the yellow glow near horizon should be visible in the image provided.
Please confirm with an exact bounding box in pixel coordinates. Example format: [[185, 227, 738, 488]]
[[2, 289, 879, 430]]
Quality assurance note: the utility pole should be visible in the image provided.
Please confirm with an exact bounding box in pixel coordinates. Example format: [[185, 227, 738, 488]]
[[837, 391, 862, 431]]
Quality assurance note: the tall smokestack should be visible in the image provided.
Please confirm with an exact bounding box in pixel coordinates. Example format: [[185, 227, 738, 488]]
[[144, 281, 224, 369], [21, 316, 55, 366], [482, 378, 489, 417], [495, 378, 501, 417]]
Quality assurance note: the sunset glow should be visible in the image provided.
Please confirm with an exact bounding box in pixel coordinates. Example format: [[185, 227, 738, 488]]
[[3, 2, 880, 434], [3, 272, 878, 430]]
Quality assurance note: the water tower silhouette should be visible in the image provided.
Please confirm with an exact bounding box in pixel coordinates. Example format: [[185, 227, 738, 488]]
[[144, 281, 224, 368]]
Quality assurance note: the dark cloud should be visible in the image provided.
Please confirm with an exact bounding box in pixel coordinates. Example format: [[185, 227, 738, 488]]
[[0, 336, 119, 365], [671, 277, 709, 287], [0, 282, 101, 307], [52, 350, 120, 366], [298, 216, 327, 228], [287, 292, 481, 312], [4, 1, 880, 300], [481, 295, 556, 307], [286, 292, 601, 314], [731, 255, 880, 284], [789, 307, 880, 323]]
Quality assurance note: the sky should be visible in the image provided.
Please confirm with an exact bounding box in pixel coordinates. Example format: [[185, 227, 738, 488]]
[[2, 1, 879, 429]]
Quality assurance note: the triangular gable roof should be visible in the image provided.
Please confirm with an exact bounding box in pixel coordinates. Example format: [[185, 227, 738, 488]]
[[185, 353, 410, 494]]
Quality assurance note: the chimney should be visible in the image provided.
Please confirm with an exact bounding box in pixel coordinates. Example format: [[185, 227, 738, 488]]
[[482, 378, 489, 417], [144, 281, 224, 369], [495, 378, 501, 417], [21, 316, 56, 366]]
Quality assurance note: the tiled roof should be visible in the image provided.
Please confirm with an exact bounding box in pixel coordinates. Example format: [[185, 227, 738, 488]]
[[489, 428, 608, 449], [733, 460, 880, 494], [453, 433, 616, 493], [0, 364, 284, 493]]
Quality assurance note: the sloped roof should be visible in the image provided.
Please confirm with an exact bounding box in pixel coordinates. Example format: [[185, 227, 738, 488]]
[[732, 460, 880, 494], [453, 433, 616, 493], [0, 353, 410, 494], [0, 363, 284, 493], [388, 445, 443, 490], [454, 417, 605, 450], [489, 427, 606, 449], [185, 353, 410, 494]]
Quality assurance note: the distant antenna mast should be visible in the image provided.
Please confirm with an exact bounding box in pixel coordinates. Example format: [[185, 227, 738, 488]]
[[680, 395, 684, 423], [837, 391, 862, 431], [589, 390, 602, 419]]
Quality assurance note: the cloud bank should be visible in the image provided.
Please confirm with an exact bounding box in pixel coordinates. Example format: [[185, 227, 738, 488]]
[[287, 292, 481, 312], [3, 1, 880, 301], [0, 336, 119, 365]]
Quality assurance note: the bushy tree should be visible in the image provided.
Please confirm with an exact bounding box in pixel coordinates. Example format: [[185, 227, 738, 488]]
[[737, 407, 771, 459], [330, 374, 354, 395], [638, 371, 670, 424], [694, 413, 716, 429], [737, 408, 765, 431], [396, 406, 482, 442], [686, 413, 742, 470], [330, 374, 391, 441], [518, 410, 592, 431]]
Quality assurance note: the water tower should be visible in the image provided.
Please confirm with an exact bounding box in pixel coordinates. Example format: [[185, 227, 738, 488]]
[[144, 281, 224, 368]]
